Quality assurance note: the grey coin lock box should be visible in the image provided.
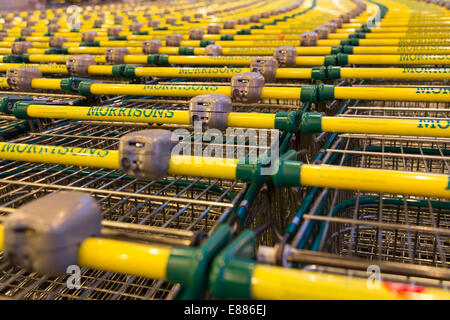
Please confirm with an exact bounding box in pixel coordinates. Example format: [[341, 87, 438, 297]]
[[107, 26, 122, 37], [48, 23, 61, 33], [189, 28, 205, 40], [166, 34, 184, 47], [22, 27, 35, 37], [7, 68, 42, 91], [66, 55, 96, 76], [323, 22, 337, 34], [82, 30, 98, 42], [3, 191, 101, 275], [223, 20, 236, 29], [11, 41, 32, 55], [274, 46, 297, 67], [250, 56, 278, 82], [250, 14, 260, 23], [182, 16, 191, 21], [105, 47, 129, 64], [237, 17, 249, 25], [49, 36, 67, 48], [207, 23, 221, 34], [313, 26, 329, 39], [148, 20, 161, 28], [143, 39, 163, 54], [231, 72, 265, 103], [189, 94, 232, 130], [205, 44, 223, 56], [130, 22, 143, 32], [166, 17, 177, 25], [119, 129, 177, 180], [300, 32, 318, 46], [94, 18, 105, 26], [114, 15, 124, 24]]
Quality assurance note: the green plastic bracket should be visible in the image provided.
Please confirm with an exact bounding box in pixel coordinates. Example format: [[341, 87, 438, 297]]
[[0, 96, 35, 114], [123, 65, 137, 78], [3, 54, 24, 63], [154, 27, 169, 31], [326, 66, 341, 80], [60, 77, 92, 92], [340, 39, 359, 46], [300, 112, 323, 134], [272, 150, 302, 187], [111, 64, 128, 77], [330, 46, 342, 54], [311, 66, 327, 81], [342, 45, 354, 54], [157, 54, 170, 66], [77, 81, 94, 96], [80, 41, 100, 47], [323, 55, 337, 66], [236, 28, 251, 35], [200, 39, 215, 47], [109, 36, 127, 41], [235, 159, 263, 184], [147, 54, 159, 65], [318, 84, 335, 100], [299, 85, 318, 102], [166, 224, 234, 300], [15, 37, 26, 42], [133, 31, 149, 35], [12, 101, 34, 119], [44, 32, 54, 37], [178, 46, 195, 55], [45, 48, 68, 54], [208, 230, 257, 299], [274, 111, 301, 132], [336, 53, 349, 66], [220, 34, 234, 41]]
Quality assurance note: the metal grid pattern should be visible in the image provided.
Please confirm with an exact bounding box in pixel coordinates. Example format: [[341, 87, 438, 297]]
[[293, 96, 450, 282]]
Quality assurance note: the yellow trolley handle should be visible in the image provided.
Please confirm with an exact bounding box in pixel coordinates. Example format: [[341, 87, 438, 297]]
[[0, 142, 449, 199]]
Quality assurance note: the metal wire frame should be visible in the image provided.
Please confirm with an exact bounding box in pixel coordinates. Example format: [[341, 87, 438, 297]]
[[289, 94, 450, 285], [0, 91, 291, 300]]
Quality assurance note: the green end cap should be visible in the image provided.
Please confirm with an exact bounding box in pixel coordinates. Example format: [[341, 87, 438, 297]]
[[133, 31, 148, 35], [77, 81, 93, 96], [93, 24, 102, 29], [12, 101, 31, 119], [300, 85, 318, 102], [274, 111, 301, 132], [60, 77, 92, 92], [166, 224, 233, 299], [179, 46, 195, 55], [123, 65, 136, 78], [109, 35, 127, 41], [318, 84, 335, 100], [4, 54, 24, 63], [311, 66, 326, 81], [323, 55, 337, 66], [200, 39, 215, 47], [300, 112, 323, 134], [0, 97, 33, 114], [336, 53, 349, 66], [44, 32, 54, 37], [45, 48, 68, 54], [326, 66, 341, 80], [342, 45, 354, 54], [15, 37, 26, 42], [147, 54, 159, 65], [21, 54, 30, 63], [80, 41, 100, 47], [112, 64, 127, 77], [157, 54, 170, 66], [236, 28, 251, 35], [236, 160, 262, 184], [340, 39, 358, 46], [272, 158, 303, 187], [356, 32, 366, 39], [220, 34, 234, 41], [208, 230, 257, 299], [154, 26, 169, 31], [330, 46, 342, 54]]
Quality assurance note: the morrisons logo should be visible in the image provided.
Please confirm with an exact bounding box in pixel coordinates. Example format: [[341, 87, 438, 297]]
[[402, 67, 449, 74], [417, 119, 450, 129], [415, 87, 450, 94], [86, 107, 174, 118]]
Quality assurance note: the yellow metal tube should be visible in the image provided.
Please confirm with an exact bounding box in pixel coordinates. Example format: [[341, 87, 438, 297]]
[[251, 265, 450, 300], [347, 54, 450, 65], [300, 164, 450, 199], [31, 78, 62, 90], [168, 156, 237, 180], [89, 83, 232, 97], [334, 86, 450, 102], [78, 238, 170, 280], [0, 142, 119, 169], [135, 67, 250, 78], [352, 46, 450, 55], [226, 113, 275, 129], [321, 117, 450, 138], [340, 67, 450, 80]]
